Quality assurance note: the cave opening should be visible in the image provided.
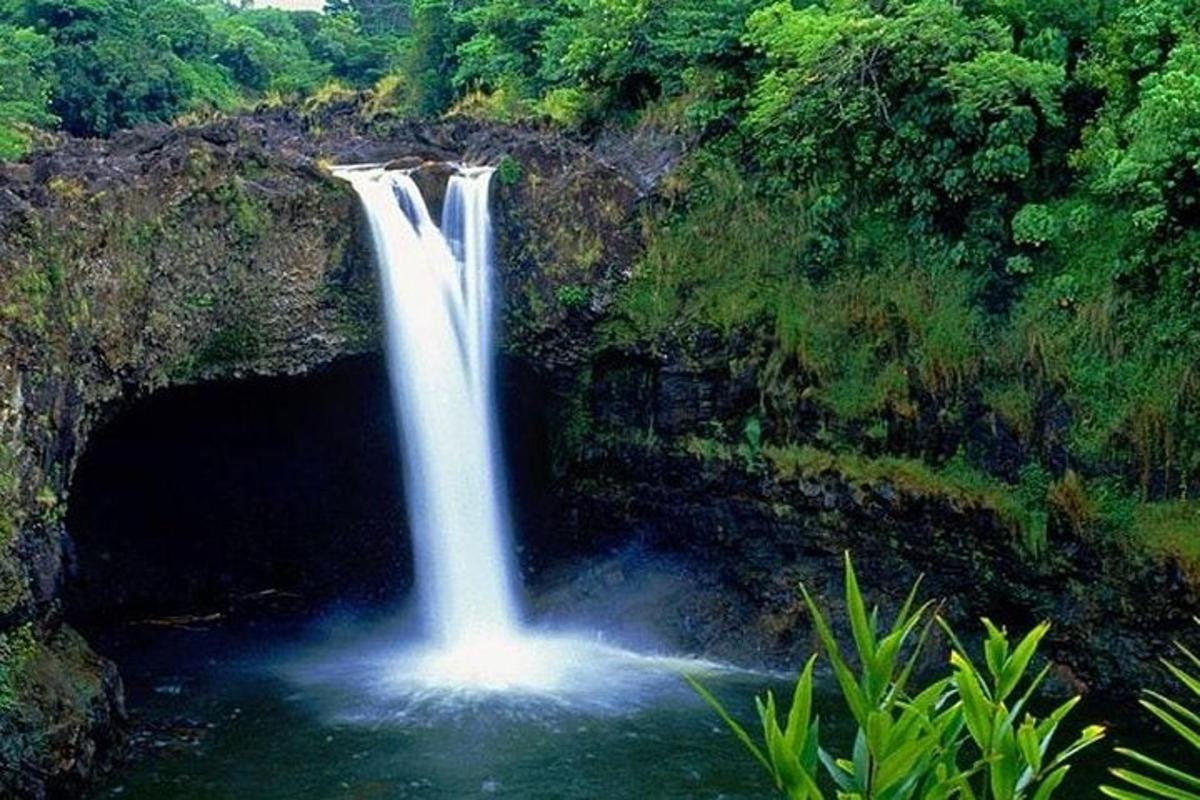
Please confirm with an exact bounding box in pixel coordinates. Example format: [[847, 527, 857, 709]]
[[65, 356, 411, 628], [63, 353, 558, 632]]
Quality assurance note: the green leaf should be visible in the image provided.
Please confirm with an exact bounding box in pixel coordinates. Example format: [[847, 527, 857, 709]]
[[819, 748, 855, 793], [894, 573, 925, 630], [878, 601, 936, 705], [1030, 765, 1070, 800], [1141, 696, 1200, 751], [989, 746, 1019, 800], [866, 709, 891, 757], [784, 655, 818, 759], [1043, 724, 1105, 772], [1017, 718, 1042, 774], [1175, 642, 1200, 677], [1100, 788, 1160, 800], [760, 691, 796, 788], [686, 675, 772, 775], [852, 728, 870, 793], [800, 581, 870, 726], [952, 650, 994, 749], [1112, 748, 1200, 791], [1145, 691, 1200, 732], [1035, 695, 1080, 742], [874, 734, 940, 796], [982, 618, 1009, 680], [1108, 768, 1200, 800], [1011, 663, 1052, 723], [1161, 659, 1200, 705], [843, 551, 877, 681], [998, 621, 1050, 702]]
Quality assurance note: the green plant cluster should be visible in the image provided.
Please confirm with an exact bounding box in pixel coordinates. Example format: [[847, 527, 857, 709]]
[[691, 554, 1106, 799], [543, 0, 1200, 566], [0, 0, 407, 154]]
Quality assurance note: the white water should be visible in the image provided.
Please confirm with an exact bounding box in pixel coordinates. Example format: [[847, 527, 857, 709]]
[[336, 165, 521, 652], [327, 164, 744, 702]]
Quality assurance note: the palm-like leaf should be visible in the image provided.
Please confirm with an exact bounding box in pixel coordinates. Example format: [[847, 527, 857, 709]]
[[1101, 621, 1200, 800], [688, 654, 825, 800]]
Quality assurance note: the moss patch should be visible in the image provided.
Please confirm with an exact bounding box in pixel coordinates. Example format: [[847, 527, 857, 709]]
[[0, 443, 19, 548], [1133, 501, 1200, 579], [0, 623, 38, 713], [198, 321, 263, 369]]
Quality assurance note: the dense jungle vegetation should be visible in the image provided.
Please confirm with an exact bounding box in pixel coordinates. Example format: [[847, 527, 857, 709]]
[[3, 0, 1199, 566]]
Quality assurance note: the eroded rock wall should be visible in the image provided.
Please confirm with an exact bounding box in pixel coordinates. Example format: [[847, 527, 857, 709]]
[[0, 122, 375, 799], [538, 336, 1200, 698]]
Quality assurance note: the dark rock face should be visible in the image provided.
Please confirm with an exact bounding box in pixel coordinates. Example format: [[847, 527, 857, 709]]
[[0, 112, 641, 800], [535, 341, 1200, 698], [0, 626, 123, 800]]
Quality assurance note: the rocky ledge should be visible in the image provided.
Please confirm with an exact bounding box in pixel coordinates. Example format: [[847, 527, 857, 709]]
[[531, 338, 1200, 699]]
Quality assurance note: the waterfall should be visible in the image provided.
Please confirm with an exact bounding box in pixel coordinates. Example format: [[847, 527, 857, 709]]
[[336, 165, 522, 651], [320, 163, 731, 701]]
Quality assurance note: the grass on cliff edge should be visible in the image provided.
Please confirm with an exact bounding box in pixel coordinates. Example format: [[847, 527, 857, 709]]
[[1132, 501, 1200, 581], [605, 159, 1200, 573], [681, 433, 1200, 575], [764, 444, 1050, 559]]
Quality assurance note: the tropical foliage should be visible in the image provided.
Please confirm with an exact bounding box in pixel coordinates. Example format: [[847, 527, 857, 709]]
[[689, 553, 1106, 799], [0, 0, 405, 148], [1102, 621, 1200, 800]]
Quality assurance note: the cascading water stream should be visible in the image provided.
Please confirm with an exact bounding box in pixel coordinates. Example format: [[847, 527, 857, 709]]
[[336, 165, 522, 652], [320, 162, 735, 704]]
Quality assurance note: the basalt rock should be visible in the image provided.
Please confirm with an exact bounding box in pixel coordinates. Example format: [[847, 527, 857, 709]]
[[539, 339, 1200, 697], [0, 112, 641, 799]]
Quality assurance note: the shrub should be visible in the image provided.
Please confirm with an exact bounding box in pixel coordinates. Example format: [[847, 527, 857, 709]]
[[555, 284, 589, 309], [690, 553, 1104, 799], [536, 86, 592, 128], [495, 154, 522, 187]]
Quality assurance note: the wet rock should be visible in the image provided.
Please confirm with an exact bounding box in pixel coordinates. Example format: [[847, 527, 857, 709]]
[[382, 156, 424, 171], [0, 625, 125, 800], [408, 161, 457, 225]]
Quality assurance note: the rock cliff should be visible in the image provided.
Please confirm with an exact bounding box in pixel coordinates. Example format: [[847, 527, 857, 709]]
[[0, 110, 640, 799]]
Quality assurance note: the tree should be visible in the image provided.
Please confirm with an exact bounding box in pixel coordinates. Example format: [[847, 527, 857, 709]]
[[0, 23, 57, 157]]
